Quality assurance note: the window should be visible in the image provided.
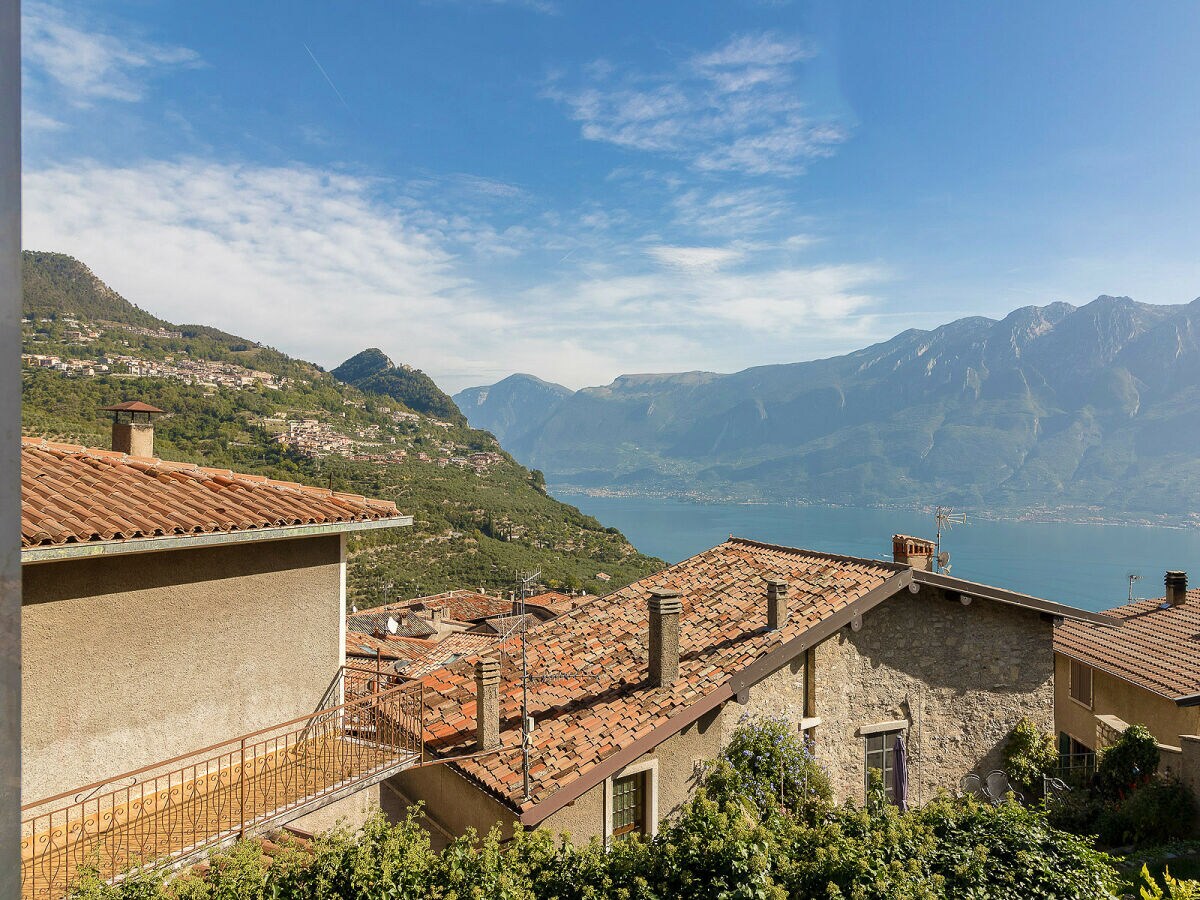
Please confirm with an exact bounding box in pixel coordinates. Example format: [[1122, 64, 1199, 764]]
[[1070, 660, 1093, 708], [611, 770, 646, 840], [864, 731, 900, 801]]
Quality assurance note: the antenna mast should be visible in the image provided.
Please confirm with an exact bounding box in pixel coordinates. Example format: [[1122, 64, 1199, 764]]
[[1128, 573, 1142, 603], [933, 506, 967, 574]]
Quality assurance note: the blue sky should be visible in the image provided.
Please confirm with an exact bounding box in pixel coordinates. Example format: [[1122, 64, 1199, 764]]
[[21, 1, 1200, 390]]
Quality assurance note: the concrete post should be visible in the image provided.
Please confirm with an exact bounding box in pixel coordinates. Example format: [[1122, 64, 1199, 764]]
[[0, 2, 21, 897], [766, 577, 788, 631], [475, 658, 500, 751], [648, 589, 682, 688]]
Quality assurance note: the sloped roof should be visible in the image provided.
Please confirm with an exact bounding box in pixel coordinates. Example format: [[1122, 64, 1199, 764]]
[[345, 633, 435, 661], [403, 633, 504, 679], [410, 589, 515, 622], [346, 607, 437, 639], [21, 438, 408, 554], [471, 613, 540, 636], [418, 538, 905, 820], [1055, 591, 1200, 702]]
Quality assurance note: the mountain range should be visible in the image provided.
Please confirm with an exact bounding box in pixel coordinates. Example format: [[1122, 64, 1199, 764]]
[[455, 296, 1200, 522]]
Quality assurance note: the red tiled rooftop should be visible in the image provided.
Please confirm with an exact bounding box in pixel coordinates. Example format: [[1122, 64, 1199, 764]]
[[410, 589, 516, 622], [21, 438, 405, 549], [345, 633, 435, 661], [418, 537, 902, 815], [1055, 591, 1200, 701]]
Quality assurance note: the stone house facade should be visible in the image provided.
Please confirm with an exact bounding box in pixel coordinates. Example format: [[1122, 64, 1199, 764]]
[[393, 537, 1105, 845]]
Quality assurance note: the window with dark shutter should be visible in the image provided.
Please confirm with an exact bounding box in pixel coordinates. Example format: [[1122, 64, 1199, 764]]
[[864, 732, 899, 801]]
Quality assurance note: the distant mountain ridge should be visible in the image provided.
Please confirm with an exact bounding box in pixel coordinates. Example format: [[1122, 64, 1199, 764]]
[[464, 296, 1200, 521], [453, 373, 572, 446]]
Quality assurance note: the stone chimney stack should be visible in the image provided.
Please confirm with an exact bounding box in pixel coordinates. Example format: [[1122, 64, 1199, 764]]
[[475, 657, 500, 751], [892, 534, 935, 571], [648, 588, 682, 689], [1166, 571, 1188, 607], [765, 577, 789, 631], [102, 401, 164, 457]]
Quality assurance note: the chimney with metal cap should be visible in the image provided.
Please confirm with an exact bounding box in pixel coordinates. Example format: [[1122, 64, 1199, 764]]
[[475, 657, 500, 750], [102, 401, 164, 457], [766, 577, 788, 631], [648, 588, 682, 688], [1166, 571, 1188, 607]]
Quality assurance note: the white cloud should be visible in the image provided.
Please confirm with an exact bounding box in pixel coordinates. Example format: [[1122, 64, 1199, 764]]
[[646, 245, 744, 272], [24, 158, 891, 392], [22, 0, 200, 107], [546, 32, 845, 176]]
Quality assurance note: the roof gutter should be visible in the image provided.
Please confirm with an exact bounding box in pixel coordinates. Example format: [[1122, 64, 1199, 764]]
[[518, 568, 913, 826], [1175, 693, 1200, 708], [912, 569, 1115, 626], [21, 515, 413, 564]]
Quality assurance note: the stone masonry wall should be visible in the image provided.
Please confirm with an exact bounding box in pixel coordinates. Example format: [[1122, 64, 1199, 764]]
[[735, 585, 1054, 804]]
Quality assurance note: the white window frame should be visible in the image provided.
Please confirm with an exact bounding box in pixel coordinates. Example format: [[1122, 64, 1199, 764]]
[[603, 757, 659, 847]]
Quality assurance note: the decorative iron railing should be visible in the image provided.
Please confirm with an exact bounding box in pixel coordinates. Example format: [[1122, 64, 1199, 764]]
[[21, 673, 424, 900]]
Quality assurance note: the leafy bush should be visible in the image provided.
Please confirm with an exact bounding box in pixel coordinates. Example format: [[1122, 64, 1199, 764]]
[[1002, 716, 1058, 795], [1098, 725, 1160, 799], [1140, 865, 1200, 899], [1099, 778, 1197, 847], [704, 716, 831, 820]]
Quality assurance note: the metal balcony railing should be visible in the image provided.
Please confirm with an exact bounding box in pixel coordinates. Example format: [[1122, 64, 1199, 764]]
[[21, 669, 424, 900]]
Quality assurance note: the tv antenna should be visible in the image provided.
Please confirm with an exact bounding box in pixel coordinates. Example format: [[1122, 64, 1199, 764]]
[[934, 506, 967, 574], [1127, 572, 1142, 603], [493, 569, 601, 802]]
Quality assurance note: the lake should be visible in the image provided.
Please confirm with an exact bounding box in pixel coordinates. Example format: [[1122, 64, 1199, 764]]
[[555, 492, 1200, 613]]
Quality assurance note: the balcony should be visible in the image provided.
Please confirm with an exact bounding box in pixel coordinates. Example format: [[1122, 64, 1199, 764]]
[[21, 667, 424, 899]]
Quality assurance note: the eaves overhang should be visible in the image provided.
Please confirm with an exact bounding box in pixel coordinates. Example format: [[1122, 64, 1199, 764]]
[[21, 515, 413, 564], [912, 569, 1116, 626]]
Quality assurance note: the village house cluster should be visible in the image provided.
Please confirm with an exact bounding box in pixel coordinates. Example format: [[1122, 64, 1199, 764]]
[[17, 404, 1200, 897]]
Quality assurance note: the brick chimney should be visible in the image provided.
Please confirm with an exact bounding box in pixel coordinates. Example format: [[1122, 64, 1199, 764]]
[[1166, 571, 1188, 607], [765, 577, 788, 631], [102, 401, 164, 457], [475, 657, 500, 751], [892, 534, 935, 571], [648, 588, 682, 688]]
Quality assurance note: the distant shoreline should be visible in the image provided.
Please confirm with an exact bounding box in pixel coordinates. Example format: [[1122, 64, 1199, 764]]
[[549, 486, 1197, 531]]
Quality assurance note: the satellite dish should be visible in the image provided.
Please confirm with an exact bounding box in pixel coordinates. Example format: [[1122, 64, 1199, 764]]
[[350, 604, 358, 614], [387, 616, 399, 634], [937, 551, 950, 568]]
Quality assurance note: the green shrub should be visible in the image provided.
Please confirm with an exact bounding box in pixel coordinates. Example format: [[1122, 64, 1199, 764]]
[[1098, 725, 1160, 799], [1099, 778, 1197, 847], [704, 715, 831, 820], [1140, 865, 1200, 899], [1002, 716, 1058, 795]]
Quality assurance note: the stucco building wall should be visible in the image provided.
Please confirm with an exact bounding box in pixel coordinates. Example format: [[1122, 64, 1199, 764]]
[[21, 536, 344, 803], [1053, 653, 1200, 752], [388, 763, 519, 844]]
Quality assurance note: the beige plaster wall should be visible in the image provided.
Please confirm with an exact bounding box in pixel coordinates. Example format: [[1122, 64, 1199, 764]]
[[21, 536, 343, 803], [733, 587, 1053, 804], [1053, 653, 1200, 752], [542, 705, 725, 845], [388, 763, 519, 844], [291, 784, 381, 835]]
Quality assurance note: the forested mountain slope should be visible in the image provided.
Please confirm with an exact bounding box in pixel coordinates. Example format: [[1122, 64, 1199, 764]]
[[20, 251, 662, 602]]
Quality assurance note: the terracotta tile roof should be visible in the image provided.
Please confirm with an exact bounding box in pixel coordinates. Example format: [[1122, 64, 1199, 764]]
[[1055, 591, 1200, 701], [346, 607, 437, 639], [417, 537, 900, 815], [100, 401, 165, 414], [21, 438, 405, 549], [409, 590, 516, 622], [524, 591, 588, 615], [403, 633, 504, 678], [471, 613, 541, 636], [345, 633, 435, 661]]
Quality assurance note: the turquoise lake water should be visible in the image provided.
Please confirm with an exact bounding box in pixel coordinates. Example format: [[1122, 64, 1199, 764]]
[[555, 493, 1200, 613]]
